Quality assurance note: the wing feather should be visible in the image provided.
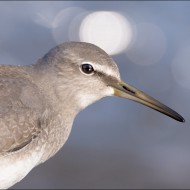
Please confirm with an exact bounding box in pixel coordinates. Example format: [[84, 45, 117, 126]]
[[0, 77, 45, 153]]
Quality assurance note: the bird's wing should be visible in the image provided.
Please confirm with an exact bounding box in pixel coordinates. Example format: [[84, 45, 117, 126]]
[[0, 77, 45, 153]]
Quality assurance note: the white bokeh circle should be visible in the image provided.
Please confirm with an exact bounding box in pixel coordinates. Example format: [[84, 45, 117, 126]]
[[79, 11, 133, 55]]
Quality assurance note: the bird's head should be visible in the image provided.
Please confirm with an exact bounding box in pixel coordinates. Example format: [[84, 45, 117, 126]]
[[40, 41, 184, 122]]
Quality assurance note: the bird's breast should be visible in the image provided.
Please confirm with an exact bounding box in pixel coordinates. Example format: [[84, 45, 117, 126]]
[[0, 139, 46, 189], [39, 112, 74, 163]]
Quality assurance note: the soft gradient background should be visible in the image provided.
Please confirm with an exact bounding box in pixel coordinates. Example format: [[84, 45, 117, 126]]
[[0, 1, 189, 189]]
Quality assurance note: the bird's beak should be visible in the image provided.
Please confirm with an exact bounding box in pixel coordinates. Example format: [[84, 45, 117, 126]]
[[110, 80, 185, 122]]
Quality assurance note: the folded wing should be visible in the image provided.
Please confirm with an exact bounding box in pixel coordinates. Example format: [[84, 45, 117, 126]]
[[0, 76, 45, 153]]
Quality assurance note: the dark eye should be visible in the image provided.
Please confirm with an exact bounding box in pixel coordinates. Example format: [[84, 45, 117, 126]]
[[81, 64, 94, 75]]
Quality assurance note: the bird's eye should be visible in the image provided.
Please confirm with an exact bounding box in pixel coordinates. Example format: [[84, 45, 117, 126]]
[[80, 64, 94, 75]]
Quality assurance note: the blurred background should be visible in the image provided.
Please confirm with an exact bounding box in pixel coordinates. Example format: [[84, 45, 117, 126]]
[[1, 1, 188, 189]]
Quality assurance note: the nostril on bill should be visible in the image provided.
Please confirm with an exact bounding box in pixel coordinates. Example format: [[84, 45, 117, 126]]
[[122, 85, 136, 95]]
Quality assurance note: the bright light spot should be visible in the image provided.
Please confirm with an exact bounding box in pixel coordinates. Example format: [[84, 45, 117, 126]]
[[79, 11, 132, 55], [171, 46, 190, 89], [52, 7, 86, 44], [126, 22, 167, 66]]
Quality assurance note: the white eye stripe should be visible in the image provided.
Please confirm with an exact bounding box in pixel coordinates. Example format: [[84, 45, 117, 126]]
[[94, 64, 117, 77]]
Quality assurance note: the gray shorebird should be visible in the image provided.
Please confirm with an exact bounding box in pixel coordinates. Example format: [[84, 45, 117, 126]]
[[0, 42, 184, 189]]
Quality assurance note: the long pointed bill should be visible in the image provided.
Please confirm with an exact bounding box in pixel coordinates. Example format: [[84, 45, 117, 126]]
[[110, 80, 185, 122]]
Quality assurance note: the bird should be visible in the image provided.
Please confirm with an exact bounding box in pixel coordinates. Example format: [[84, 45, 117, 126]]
[[0, 41, 184, 189]]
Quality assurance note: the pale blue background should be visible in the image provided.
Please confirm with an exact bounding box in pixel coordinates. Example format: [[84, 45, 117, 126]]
[[0, 1, 189, 189]]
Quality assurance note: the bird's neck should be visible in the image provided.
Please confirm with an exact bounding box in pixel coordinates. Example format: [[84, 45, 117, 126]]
[[40, 109, 75, 163], [24, 64, 82, 162], [29, 63, 82, 115]]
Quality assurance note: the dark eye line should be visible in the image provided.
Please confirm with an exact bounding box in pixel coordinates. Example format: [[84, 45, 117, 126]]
[[95, 70, 103, 76]]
